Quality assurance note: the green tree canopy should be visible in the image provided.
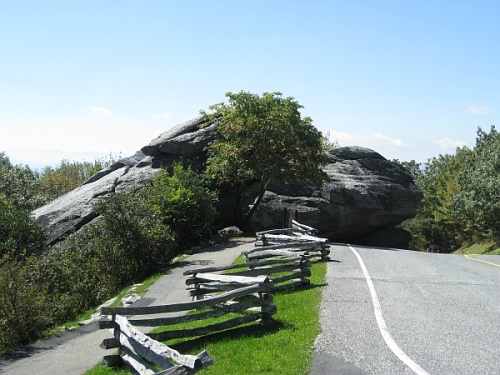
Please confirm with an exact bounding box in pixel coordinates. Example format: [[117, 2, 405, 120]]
[[202, 91, 329, 223], [0, 196, 47, 263], [0, 153, 43, 211], [400, 125, 499, 251], [455, 126, 499, 240]]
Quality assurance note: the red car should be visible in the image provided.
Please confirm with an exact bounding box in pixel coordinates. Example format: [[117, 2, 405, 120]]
[[426, 245, 442, 253]]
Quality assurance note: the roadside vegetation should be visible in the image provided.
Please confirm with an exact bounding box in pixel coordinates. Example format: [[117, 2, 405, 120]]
[[398, 126, 499, 253], [0, 91, 330, 356], [1, 91, 495, 362], [0, 161, 218, 355]]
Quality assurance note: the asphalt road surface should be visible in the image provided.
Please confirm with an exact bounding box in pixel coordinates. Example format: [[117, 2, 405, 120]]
[[311, 244, 500, 375], [2, 240, 498, 375]]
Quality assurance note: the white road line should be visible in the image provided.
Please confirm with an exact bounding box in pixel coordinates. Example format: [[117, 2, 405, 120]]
[[348, 245, 431, 375]]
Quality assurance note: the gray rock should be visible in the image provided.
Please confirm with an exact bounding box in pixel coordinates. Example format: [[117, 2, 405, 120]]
[[32, 117, 422, 248], [34, 168, 125, 243], [158, 123, 217, 157], [141, 116, 208, 156], [33, 117, 215, 245], [248, 147, 422, 247]]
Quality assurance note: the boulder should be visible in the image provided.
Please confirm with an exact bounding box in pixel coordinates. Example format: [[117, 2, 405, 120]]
[[248, 146, 422, 247], [32, 117, 422, 248]]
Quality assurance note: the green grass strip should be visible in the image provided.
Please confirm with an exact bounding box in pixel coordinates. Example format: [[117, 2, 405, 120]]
[[85, 259, 326, 375], [172, 261, 326, 375]]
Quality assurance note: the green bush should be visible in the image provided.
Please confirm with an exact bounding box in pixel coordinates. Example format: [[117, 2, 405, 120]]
[[0, 262, 54, 354], [0, 163, 219, 355], [23, 244, 107, 323], [145, 164, 218, 248], [91, 191, 178, 288], [0, 195, 47, 263]]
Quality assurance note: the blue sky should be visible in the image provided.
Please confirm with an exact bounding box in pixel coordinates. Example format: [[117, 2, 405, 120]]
[[1, 1, 498, 169]]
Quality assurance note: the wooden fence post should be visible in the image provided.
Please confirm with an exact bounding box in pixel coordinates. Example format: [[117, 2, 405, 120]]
[[259, 291, 276, 326]]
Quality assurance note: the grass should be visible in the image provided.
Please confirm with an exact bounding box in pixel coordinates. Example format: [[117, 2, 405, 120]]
[[85, 364, 131, 375], [84, 258, 327, 375], [453, 241, 500, 255], [179, 260, 326, 375]]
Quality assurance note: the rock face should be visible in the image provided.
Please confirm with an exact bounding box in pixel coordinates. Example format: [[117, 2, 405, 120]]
[[33, 117, 422, 248], [33, 116, 211, 245], [249, 146, 422, 247]]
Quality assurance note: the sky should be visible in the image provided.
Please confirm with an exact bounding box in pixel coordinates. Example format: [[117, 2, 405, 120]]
[[1, 1, 498, 169]]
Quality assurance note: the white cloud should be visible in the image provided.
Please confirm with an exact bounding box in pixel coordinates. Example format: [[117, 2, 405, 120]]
[[373, 132, 410, 148], [463, 104, 490, 115], [431, 138, 467, 149], [90, 106, 112, 116]]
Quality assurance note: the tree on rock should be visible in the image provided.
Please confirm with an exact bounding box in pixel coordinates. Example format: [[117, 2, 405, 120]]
[[202, 91, 329, 224]]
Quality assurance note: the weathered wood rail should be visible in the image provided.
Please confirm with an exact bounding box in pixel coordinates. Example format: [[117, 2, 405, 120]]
[[99, 277, 275, 374], [254, 221, 330, 261], [185, 220, 330, 297], [100, 314, 211, 375], [98, 217, 326, 373], [185, 255, 313, 295]]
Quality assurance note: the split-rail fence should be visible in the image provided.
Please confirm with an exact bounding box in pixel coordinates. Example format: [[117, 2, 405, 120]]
[[98, 218, 328, 374], [99, 276, 275, 374]]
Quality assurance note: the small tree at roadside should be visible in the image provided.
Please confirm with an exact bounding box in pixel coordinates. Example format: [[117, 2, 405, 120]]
[[202, 91, 329, 224]]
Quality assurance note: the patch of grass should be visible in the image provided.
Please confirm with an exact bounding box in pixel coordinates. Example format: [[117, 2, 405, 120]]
[[162, 261, 326, 375], [84, 363, 131, 375], [44, 307, 98, 334], [454, 241, 500, 255], [85, 257, 327, 375]]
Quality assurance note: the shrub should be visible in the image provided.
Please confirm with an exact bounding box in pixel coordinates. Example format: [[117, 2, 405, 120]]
[[0, 261, 53, 354], [0, 164, 218, 355], [0, 195, 47, 263], [144, 164, 218, 248], [91, 191, 178, 288]]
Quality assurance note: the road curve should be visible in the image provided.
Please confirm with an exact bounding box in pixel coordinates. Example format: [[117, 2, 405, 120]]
[[310, 244, 499, 375]]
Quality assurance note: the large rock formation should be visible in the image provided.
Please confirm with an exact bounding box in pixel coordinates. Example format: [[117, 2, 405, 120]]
[[33, 116, 210, 244], [33, 117, 422, 248], [249, 147, 422, 247]]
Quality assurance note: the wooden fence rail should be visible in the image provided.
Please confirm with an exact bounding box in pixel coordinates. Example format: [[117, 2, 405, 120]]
[[100, 314, 211, 375], [98, 217, 326, 373], [185, 219, 330, 297], [99, 278, 275, 374], [185, 255, 312, 294]]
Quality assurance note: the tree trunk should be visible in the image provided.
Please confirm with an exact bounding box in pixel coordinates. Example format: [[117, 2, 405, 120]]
[[245, 177, 270, 224]]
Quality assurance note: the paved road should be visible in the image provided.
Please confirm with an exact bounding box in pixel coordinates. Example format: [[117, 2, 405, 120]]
[[310, 244, 500, 375], [0, 238, 255, 375], [3, 240, 498, 375]]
